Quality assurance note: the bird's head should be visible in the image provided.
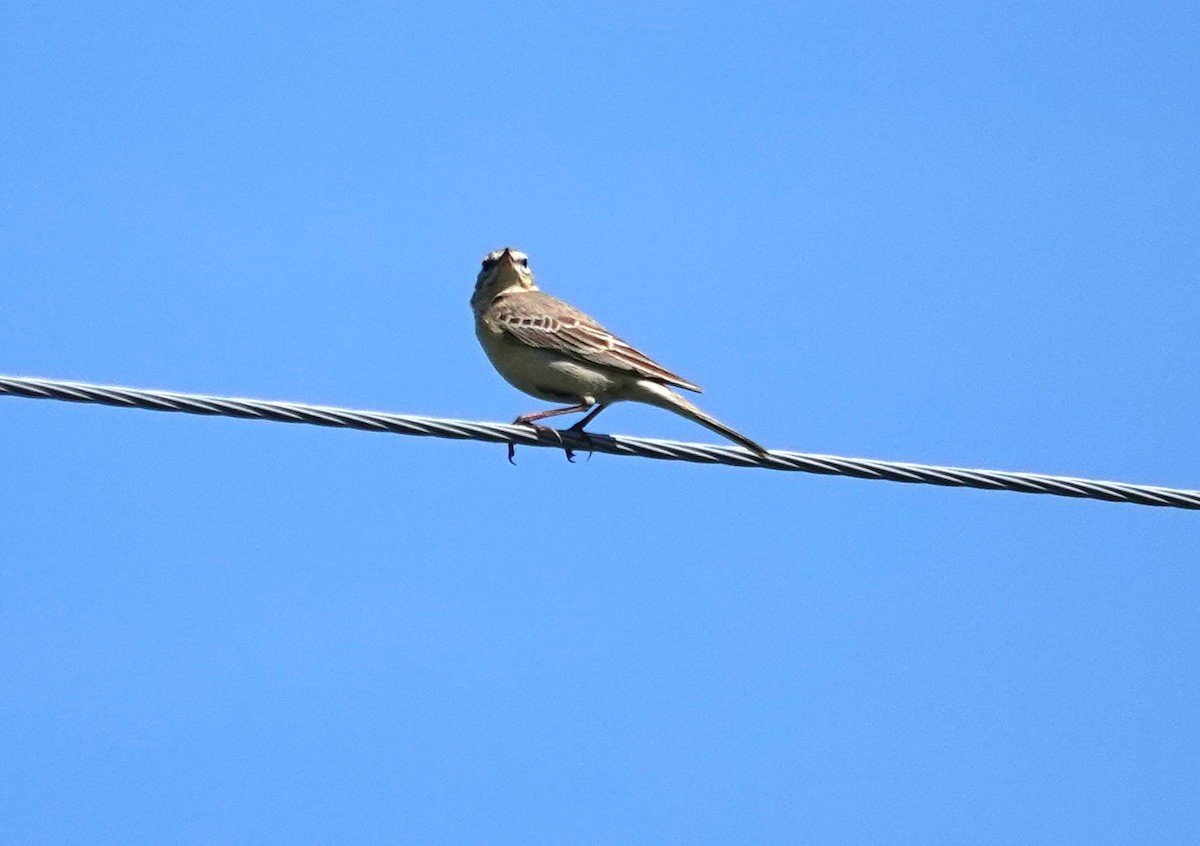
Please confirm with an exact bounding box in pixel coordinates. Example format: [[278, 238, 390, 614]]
[[471, 247, 537, 312]]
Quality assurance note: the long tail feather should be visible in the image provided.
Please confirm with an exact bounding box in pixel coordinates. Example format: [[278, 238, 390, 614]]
[[634, 382, 769, 456]]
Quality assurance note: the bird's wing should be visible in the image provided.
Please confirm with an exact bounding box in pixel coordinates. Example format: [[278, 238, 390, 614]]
[[490, 291, 703, 392]]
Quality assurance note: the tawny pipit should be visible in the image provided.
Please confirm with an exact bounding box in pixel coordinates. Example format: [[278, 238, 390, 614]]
[[471, 247, 767, 461]]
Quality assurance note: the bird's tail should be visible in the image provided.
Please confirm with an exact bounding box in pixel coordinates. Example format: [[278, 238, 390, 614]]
[[635, 381, 769, 456]]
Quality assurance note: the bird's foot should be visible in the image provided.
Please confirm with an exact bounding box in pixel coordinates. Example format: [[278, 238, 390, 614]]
[[508, 420, 564, 464], [564, 424, 596, 463]]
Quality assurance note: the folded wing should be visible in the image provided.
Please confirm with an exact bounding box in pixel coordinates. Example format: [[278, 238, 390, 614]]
[[491, 291, 703, 393]]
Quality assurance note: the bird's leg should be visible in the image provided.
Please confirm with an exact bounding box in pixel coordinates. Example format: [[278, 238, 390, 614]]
[[563, 403, 609, 462], [566, 403, 608, 432], [508, 403, 594, 464]]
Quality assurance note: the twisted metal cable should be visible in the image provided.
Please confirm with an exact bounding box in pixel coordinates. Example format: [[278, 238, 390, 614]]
[[2, 375, 1197, 511]]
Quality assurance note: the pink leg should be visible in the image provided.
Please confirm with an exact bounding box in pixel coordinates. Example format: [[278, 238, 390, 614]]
[[514, 403, 593, 426], [567, 403, 609, 432], [509, 403, 594, 464]]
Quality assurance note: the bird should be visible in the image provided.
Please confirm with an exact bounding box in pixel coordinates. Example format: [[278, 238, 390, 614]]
[[470, 247, 768, 462]]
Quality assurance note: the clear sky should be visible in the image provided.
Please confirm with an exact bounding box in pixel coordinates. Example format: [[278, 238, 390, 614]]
[[2, 3, 1198, 842]]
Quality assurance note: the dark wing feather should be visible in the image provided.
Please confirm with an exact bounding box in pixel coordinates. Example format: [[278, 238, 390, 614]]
[[491, 291, 703, 392]]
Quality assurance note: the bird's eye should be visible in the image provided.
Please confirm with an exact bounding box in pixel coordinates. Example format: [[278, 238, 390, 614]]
[[519, 258, 529, 267], [481, 259, 496, 270]]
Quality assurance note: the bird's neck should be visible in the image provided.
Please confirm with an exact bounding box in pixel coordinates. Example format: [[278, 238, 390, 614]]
[[473, 281, 536, 313]]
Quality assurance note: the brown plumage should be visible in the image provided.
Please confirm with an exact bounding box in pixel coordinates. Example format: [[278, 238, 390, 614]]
[[489, 290, 703, 393], [471, 247, 767, 459]]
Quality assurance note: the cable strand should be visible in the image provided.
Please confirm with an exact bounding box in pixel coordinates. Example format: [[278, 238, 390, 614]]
[[2, 375, 1196, 510]]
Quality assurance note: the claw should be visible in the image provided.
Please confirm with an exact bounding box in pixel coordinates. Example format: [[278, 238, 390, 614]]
[[526, 422, 563, 447], [507, 403, 606, 466], [566, 430, 596, 463], [509, 420, 568, 464], [535, 424, 576, 462]]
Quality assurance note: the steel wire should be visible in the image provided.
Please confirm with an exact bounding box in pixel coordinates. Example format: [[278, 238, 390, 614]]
[[2, 375, 1196, 510]]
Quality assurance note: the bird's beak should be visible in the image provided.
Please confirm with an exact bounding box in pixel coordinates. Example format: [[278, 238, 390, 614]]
[[499, 248, 515, 265]]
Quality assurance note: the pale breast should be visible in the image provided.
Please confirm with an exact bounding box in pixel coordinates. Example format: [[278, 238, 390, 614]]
[[475, 318, 624, 404]]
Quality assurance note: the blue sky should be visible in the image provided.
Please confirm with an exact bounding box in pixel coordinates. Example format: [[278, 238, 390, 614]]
[[2, 3, 1198, 842]]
